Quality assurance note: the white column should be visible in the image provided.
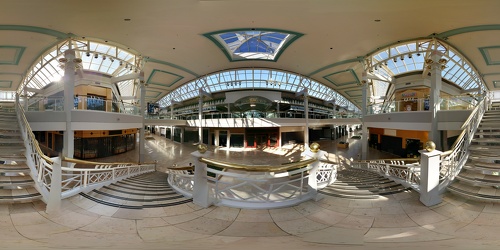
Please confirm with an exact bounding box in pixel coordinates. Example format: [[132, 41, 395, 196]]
[[23, 87, 28, 110], [419, 149, 442, 206], [227, 130, 231, 149], [199, 94, 203, 144], [46, 157, 62, 213], [192, 148, 211, 207], [304, 90, 309, 148], [214, 130, 220, 146], [139, 83, 146, 163], [361, 74, 369, 160], [62, 49, 75, 159], [277, 101, 280, 117], [429, 51, 443, 150]]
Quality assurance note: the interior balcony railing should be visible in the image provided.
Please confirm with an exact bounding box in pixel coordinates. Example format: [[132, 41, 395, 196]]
[[15, 97, 154, 212], [367, 94, 480, 115], [149, 110, 362, 120], [23, 95, 141, 115], [166, 144, 337, 209]]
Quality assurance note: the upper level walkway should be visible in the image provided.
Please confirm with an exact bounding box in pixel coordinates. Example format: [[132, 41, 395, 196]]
[[1, 133, 500, 249]]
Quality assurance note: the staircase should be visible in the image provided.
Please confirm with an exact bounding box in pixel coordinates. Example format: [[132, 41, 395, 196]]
[[0, 108, 41, 203], [79, 171, 192, 209], [319, 168, 410, 199], [448, 101, 500, 202]]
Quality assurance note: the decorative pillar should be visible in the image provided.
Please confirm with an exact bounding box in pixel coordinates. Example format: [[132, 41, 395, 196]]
[[276, 101, 280, 117], [361, 72, 369, 160], [302, 89, 309, 148], [139, 82, 146, 163], [214, 130, 220, 147], [301, 142, 326, 201], [419, 141, 442, 206], [62, 49, 76, 159], [426, 51, 446, 150], [192, 144, 211, 207], [46, 157, 62, 213], [198, 91, 203, 144]]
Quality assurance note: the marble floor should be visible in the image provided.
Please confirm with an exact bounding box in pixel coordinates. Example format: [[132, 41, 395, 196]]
[[1, 132, 500, 249]]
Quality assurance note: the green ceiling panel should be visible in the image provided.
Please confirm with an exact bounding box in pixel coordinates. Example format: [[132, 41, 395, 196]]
[[479, 46, 500, 65], [323, 69, 360, 87], [146, 69, 184, 88], [0, 46, 25, 65]]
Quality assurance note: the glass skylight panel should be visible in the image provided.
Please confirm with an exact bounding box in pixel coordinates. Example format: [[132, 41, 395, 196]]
[[206, 29, 302, 61], [158, 68, 358, 112]]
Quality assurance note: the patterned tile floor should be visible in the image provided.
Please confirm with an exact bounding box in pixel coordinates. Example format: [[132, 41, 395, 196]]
[[1, 131, 499, 249]]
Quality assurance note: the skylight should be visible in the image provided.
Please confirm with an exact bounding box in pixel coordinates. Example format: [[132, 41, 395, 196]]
[[157, 68, 359, 113], [20, 39, 140, 98], [204, 29, 303, 62], [367, 39, 486, 97]]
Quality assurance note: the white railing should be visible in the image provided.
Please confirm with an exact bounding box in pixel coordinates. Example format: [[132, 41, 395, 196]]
[[166, 166, 194, 198], [58, 159, 156, 198], [201, 157, 316, 209], [368, 94, 480, 115], [15, 99, 154, 210], [437, 93, 490, 190], [351, 159, 421, 189], [316, 160, 338, 189]]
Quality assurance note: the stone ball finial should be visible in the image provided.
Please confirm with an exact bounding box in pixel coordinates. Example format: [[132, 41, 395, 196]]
[[197, 143, 207, 154], [425, 141, 436, 152], [310, 142, 320, 153]]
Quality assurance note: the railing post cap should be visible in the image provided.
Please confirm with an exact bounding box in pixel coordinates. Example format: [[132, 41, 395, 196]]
[[197, 144, 208, 154], [310, 142, 320, 153], [425, 141, 436, 152]]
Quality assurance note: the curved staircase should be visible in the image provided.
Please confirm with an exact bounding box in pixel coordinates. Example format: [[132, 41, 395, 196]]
[[448, 101, 500, 202], [0, 109, 41, 203], [319, 168, 410, 199], [80, 171, 192, 209]]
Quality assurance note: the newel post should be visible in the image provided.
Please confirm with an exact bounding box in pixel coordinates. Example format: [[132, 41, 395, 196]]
[[46, 156, 62, 213], [419, 141, 442, 206], [192, 144, 211, 208], [301, 142, 326, 200]]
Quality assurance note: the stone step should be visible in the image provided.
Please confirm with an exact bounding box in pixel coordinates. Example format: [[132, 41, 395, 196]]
[[0, 187, 41, 204], [464, 161, 500, 172], [79, 171, 193, 209], [0, 145, 25, 154], [471, 137, 500, 143], [0, 175, 34, 188], [0, 138, 23, 144], [447, 181, 500, 202], [455, 170, 500, 186], [0, 156, 26, 162], [318, 168, 410, 199]]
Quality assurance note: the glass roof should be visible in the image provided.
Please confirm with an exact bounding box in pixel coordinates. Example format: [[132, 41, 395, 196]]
[[20, 39, 140, 98], [204, 29, 303, 62], [367, 39, 485, 97], [158, 68, 359, 113]]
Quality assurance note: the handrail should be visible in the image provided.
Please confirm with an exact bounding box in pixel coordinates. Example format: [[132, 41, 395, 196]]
[[199, 157, 316, 172], [437, 93, 489, 189], [15, 97, 155, 210], [61, 156, 137, 166], [17, 103, 54, 164]]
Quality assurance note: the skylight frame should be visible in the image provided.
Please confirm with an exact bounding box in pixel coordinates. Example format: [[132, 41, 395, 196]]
[[157, 68, 359, 113], [203, 28, 304, 62], [19, 38, 141, 98]]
